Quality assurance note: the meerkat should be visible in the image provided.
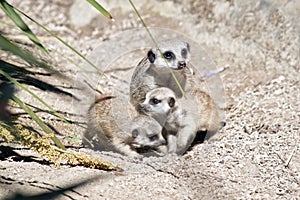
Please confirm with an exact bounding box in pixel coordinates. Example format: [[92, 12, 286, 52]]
[[130, 39, 194, 112], [86, 95, 166, 158], [139, 87, 221, 155]]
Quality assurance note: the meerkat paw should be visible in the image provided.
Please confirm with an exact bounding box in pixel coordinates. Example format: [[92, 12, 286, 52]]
[[176, 130, 197, 155], [167, 134, 177, 154], [125, 150, 143, 159], [156, 145, 168, 154], [116, 144, 143, 158]]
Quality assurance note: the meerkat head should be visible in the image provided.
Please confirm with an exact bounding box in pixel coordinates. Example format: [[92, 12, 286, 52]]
[[130, 115, 166, 148], [147, 39, 191, 70], [139, 87, 177, 123]]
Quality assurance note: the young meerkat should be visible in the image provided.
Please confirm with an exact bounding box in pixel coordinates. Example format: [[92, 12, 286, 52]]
[[86, 95, 166, 158], [130, 39, 194, 112], [140, 87, 221, 155]]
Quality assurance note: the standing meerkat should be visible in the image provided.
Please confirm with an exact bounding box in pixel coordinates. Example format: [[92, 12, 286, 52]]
[[86, 95, 166, 158], [140, 87, 221, 155], [130, 39, 194, 112]]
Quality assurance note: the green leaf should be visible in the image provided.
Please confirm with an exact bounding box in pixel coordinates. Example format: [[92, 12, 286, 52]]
[[0, 0, 48, 54], [86, 0, 113, 20], [11, 95, 66, 150], [0, 68, 69, 124], [14, 7, 104, 75], [0, 34, 54, 71]]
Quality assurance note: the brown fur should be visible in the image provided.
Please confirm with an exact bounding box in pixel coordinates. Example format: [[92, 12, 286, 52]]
[[140, 87, 221, 155], [85, 94, 165, 157], [130, 39, 193, 111]]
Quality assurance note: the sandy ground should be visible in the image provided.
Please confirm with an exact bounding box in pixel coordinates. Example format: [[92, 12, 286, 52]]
[[0, 0, 299, 199]]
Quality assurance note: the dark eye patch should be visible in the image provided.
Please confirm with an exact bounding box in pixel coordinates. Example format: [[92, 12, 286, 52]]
[[163, 51, 175, 60], [149, 98, 161, 105], [148, 133, 158, 141], [168, 97, 175, 108]]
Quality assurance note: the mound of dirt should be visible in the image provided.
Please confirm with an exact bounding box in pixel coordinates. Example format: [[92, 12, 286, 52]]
[[0, 0, 299, 199]]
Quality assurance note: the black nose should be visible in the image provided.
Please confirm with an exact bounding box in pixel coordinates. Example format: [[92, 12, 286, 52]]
[[178, 61, 186, 69]]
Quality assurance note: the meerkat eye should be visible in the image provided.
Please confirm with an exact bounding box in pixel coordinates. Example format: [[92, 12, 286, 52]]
[[149, 98, 161, 105], [168, 97, 175, 108], [163, 51, 175, 60], [148, 133, 158, 141]]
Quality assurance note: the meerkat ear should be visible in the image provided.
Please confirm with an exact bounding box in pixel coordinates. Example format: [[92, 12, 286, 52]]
[[168, 97, 175, 108], [147, 50, 156, 63], [186, 42, 190, 52], [131, 129, 139, 138], [219, 121, 226, 129]]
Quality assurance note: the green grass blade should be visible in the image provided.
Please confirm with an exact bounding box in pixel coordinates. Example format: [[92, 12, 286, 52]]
[[14, 7, 104, 75], [128, 0, 186, 97], [0, 19, 84, 74], [0, 68, 69, 124], [0, 120, 10, 130], [0, 0, 48, 54], [0, 59, 33, 75], [11, 95, 66, 150], [86, 0, 113, 20], [0, 34, 54, 71]]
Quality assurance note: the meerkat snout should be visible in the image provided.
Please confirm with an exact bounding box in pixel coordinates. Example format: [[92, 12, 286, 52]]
[[178, 61, 186, 69], [146, 40, 191, 69]]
